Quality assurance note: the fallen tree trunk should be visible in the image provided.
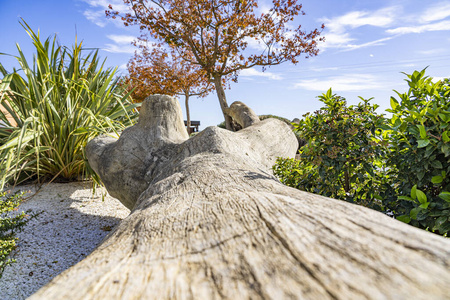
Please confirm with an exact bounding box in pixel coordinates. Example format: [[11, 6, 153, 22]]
[[31, 95, 450, 299], [223, 101, 260, 129]]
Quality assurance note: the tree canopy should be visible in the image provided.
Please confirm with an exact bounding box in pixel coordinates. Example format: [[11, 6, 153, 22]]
[[125, 47, 212, 103], [107, 0, 324, 130], [125, 47, 213, 132]]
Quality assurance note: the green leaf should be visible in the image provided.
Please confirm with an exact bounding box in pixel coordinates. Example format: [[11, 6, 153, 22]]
[[443, 131, 450, 142], [411, 185, 417, 200], [416, 189, 427, 204], [419, 202, 430, 209], [431, 160, 443, 169], [417, 171, 425, 181], [374, 194, 383, 200], [442, 144, 450, 157], [396, 215, 411, 223], [417, 139, 430, 148], [417, 124, 426, 139], [432, 175, 444, 184], [435, 216, 447, 228], [390, 97, 399, 110], [398, 195, 414, 202], [439, 113, 450, 123], [437, 221, 450, 234], [439, 192, 450, 202], [410, 207, 421, 220], [362, 163, 375, 177]]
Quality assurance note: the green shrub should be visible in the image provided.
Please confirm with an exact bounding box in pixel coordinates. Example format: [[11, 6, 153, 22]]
[[0, 20, 139, 189], [283, 89, 387, 208], [383, 70, 450, 234], [273, 157, 302, 187], [273, 70, 450, 236], [0, 190, 33, 278]]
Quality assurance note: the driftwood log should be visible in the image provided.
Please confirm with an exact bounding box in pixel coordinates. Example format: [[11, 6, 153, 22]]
[[224, 101, 260, 129], [31, 95, 450, 299]]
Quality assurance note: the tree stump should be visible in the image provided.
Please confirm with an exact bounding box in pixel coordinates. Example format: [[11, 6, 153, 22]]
[[30, 95, 450, 299]]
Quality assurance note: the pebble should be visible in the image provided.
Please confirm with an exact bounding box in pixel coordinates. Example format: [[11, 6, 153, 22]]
[[0, 182, 130, 300]]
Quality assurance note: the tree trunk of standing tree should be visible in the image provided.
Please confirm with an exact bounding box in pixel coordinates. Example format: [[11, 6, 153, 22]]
[[30, 95, 450, 300], [185, 93, 191, 135], [213, 75, 234, 131]]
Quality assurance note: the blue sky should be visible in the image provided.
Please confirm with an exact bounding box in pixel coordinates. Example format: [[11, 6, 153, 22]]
[[1, 0, 450, 129]]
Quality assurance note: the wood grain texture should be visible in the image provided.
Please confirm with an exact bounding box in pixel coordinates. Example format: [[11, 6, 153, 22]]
[[223, 101, 260, 129], [30, 96, 450, 299]]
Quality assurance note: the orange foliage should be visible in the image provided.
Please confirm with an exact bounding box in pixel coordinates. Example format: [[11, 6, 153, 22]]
[[124, 47, 212, 103], [108, 0, 324, 129]]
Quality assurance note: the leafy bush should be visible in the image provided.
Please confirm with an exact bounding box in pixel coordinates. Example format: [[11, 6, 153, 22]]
[[383, 70, 450, 234], [273, 70, 450, 235], [273, 157, 302, 188], [0, 190, 33, 278], [0, 21, 139, 189], [279, 89, 387, 208]]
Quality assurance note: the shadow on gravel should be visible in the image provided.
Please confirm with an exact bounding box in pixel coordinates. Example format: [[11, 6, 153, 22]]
[[0, 182, 130, 300]]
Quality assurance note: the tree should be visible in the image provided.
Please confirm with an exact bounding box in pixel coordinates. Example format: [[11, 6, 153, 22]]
[[125, 46, 212, 133], [30, 95, 450, 299], [107, 0, 324, 130]]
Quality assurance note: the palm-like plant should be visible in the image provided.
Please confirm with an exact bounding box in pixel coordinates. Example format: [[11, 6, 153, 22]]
[[0, 20, 139, 189]]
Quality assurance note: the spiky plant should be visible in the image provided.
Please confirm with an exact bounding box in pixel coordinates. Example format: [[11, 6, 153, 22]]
[[0, 20, 139, 189]]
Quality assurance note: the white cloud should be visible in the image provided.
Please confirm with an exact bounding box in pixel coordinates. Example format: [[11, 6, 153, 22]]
[[107, 34, 136, 44], [320, 32, 354, 49], [319, 6, 398, 50], [118, 63, 128, 70], [309, 66, 339, 72], [386, 20, 450, 35], [240, 68, 282, 80], [418, 48, 446, 55], [103, 44, 136, 54], [420, 2, 450, 23], [385, 2, 450, 36], [256, 2, 271, 15], [82, 0, 129, 11], [342, 36, 395, 51], [101, 35, 137, 53], [319, 2, 450, 51], [322, 7, 397, 33], [83, 10, 107, 27], [81, 0, 131, 27], [244, 37, 268, 51], [294, 74, 383, 92], [432, 76, 449, 82]]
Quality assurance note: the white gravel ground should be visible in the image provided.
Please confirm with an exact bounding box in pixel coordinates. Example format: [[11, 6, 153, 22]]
[[0, 182, 130, 300]]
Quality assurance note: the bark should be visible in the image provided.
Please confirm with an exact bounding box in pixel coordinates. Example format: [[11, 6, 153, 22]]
[[185, 93, 191, 135], [213, 75, 233, 131], [30, 95, 450, 300], [344, 168, 350, 193]]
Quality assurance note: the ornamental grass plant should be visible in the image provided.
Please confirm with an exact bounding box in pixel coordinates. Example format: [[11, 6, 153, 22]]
[[0, 21, 139, 189]]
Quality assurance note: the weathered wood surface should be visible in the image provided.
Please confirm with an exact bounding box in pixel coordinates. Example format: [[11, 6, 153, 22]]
[[223, 101, 260, 129], [30, 95, 450, 300]]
